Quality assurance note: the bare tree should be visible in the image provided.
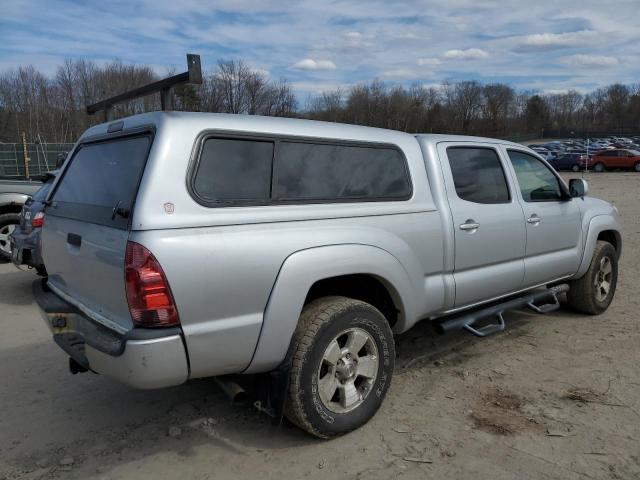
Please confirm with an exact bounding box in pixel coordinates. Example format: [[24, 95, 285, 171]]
[[443, 80, 483, 133], [483, 84, 515, 136]]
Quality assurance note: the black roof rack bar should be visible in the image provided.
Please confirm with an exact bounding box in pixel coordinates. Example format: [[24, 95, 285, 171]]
[[86, 53, 202, 122]]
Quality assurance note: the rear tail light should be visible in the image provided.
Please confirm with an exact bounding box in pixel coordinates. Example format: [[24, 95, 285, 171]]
[[125, 241, 180, 327], [31, 212, 45, 228]]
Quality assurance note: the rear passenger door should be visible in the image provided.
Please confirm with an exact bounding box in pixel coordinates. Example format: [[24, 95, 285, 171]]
[[438, 143, 526, 307], [504, 149, 582, 287]]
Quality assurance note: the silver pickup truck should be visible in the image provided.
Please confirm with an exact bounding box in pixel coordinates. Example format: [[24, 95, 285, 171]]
[[34, 112, 621, 438]]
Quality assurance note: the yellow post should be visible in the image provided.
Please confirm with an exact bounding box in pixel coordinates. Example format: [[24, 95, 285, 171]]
[[21, 132, 30, 179]]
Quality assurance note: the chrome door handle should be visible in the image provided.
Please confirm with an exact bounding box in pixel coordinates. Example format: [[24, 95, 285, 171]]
[[459, 220, 480, 231], [527, 215, 541, 224]]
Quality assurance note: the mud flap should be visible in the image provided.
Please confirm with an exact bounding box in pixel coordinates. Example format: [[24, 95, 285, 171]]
[[251, 337, 296, 426]]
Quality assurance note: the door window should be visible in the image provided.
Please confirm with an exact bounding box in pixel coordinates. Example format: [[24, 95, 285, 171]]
[[446, 147, 510, 204], [507, 150, 564, 202]]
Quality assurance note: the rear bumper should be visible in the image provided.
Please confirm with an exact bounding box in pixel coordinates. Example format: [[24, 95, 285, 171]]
[[10, 229, 44, 269], [33, 279, 189, 389]]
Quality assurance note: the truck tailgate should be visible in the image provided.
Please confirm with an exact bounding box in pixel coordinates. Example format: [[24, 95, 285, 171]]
[[42, 133, 152, 333]]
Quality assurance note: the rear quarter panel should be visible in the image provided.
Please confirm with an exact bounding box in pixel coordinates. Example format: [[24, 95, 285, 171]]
[[132, 213, 444, 377]]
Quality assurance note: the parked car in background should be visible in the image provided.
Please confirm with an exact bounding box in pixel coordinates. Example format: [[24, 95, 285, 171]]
[[589, 149, 640, 172], [549, 153, 586, 172], [10, 171, 58, 275], [34, 112, 621, 438], [0, 178, 43, 260], [531, 148, 554, 161], [566, 149, 589, 157], [0, 153, 66, 260]]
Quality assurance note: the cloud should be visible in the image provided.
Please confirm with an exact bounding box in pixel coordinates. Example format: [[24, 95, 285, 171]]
[[380, 68, 416, 79], [292, 58, 337, 71], [443, 48, 489, 60], [417, 57, 441, 66], [514, 29, 600, 52], [560, 54, 618, 68], [2, 1, 640, 95]]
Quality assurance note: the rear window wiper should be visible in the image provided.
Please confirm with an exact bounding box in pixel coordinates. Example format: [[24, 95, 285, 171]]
[[111, 201, 131, 220]]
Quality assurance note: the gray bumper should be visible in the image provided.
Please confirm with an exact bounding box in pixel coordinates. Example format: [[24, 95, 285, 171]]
[[33, 279, 189, 389]]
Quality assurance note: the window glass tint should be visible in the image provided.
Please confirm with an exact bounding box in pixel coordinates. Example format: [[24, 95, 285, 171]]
[[53, 136, 150, 208], [194, 138, 273, 202], [275, 142, 411, 201], [446, 147, 510, 204], [507, 150, 563, 202]]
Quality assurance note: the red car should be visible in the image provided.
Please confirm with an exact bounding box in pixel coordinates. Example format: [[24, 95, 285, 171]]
[[588, 149, 640, 172]]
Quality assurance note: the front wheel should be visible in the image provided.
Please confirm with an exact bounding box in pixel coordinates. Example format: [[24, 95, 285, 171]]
[[634, 162, 640, 172], [567, 241, 618, 314], [594, 162, 605, 172], [571, 164, 580, 172], [0, 213, 20, 261], [285, 296, 395, 438]]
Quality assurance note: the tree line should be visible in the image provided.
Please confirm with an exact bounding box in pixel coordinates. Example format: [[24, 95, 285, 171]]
[[0, 59, 296, 143], [307, 80, 640, 137], [1, 58, 639, 144]]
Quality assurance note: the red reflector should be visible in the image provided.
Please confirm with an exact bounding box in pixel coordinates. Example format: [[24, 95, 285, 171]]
[[31, 212, 45, 228], [125, 241, 180, 327]]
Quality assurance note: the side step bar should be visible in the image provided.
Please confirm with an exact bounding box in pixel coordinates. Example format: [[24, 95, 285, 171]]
[[435, 284, 570, 337]]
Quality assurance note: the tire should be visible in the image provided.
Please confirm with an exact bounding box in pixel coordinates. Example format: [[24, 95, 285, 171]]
[[634, 162, 640, 172], [594, 163, 605, 172], [285, 296, 395, 438], [571, 164, 580, 172], [567, 241, 618, 315], [0, 213, 20, 261]]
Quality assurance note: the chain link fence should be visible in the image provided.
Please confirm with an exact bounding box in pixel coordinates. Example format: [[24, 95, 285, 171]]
[[0, 143, 74, 178]]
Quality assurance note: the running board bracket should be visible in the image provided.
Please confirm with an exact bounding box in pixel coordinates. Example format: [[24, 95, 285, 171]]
[[435, 284, 569, 338]]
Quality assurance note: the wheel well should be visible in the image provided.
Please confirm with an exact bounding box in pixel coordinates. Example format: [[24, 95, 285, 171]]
[[304, 274, 400, 328], [0, 204, 23, 216], [598, 230, 619, 256]]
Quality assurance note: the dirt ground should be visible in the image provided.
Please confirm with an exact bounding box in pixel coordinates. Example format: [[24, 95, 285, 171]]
[[1, 172, 639, 480]]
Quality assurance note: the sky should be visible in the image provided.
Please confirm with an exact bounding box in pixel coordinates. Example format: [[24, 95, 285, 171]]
[[1, 0, 638, 101]]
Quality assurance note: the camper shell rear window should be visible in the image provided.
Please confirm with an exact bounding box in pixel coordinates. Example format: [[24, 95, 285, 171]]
[[48, 131, 153, 229]]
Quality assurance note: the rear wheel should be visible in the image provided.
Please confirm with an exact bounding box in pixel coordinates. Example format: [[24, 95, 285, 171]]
[[567, 241, 618, 315], [0, 213, 20, 261], [571, 164, 580, 172], [634, 162, 640, 172], [285, 296, 394, 438], [594, 162, 605, 172]]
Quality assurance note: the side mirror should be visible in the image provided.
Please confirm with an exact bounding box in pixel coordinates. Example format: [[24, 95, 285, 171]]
[[569, 178, 588, 198], [55, 152, 68, 169]]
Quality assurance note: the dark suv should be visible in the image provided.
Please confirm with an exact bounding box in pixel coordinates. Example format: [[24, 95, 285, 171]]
[[549, 153, 587, 172], [10, 171, 57, 275]]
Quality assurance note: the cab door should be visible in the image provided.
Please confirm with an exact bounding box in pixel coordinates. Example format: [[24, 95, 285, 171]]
[[437, 143, 526, 307], [503, 148, 582, 287]]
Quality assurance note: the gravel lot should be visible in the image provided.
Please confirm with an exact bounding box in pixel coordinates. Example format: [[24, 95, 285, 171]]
[[1, 172, 639, 480]]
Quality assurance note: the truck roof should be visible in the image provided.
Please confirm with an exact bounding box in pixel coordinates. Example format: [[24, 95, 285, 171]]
[[80, 111, 525, 149]]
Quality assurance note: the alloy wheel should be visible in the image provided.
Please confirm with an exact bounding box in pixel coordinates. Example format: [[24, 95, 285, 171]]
[[0, 223, 16, 254], [594, 256, 613, 303], [317, 327, 379, 414]]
